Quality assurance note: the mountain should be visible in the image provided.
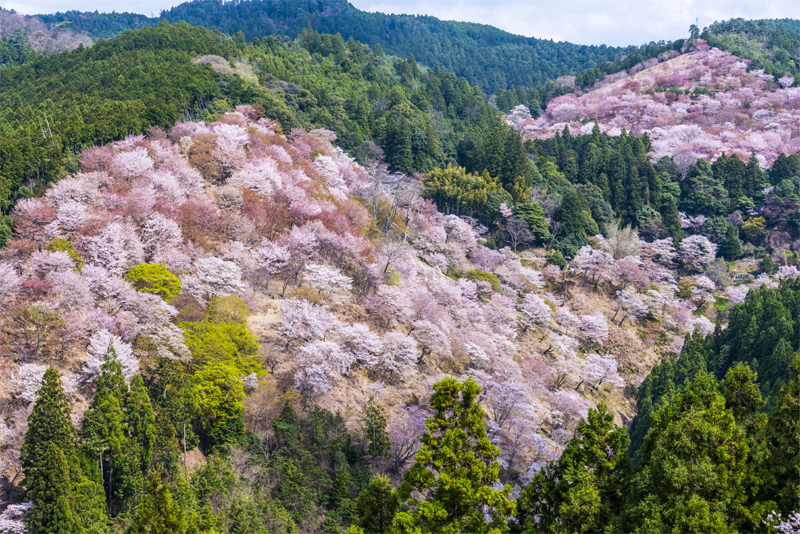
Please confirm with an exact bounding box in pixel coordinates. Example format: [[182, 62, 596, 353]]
[[509, 39, 800, 167], [0, 21, 499, 223], [33, 0, 627, 93]]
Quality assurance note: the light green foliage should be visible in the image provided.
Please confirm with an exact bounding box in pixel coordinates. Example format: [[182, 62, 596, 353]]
[[394, 377, 515, 534], [125, 263, 182, 300], [206, 296, 250, 325], [422, 166, 505, 221], [47, 237, 84, 269], [190, 361, 246, 451]]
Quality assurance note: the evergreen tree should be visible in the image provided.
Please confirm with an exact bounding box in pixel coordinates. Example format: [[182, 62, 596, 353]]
[[393, 377, 515, 533], [353, 476, 400, 534], [620, 373, 751, 533], [80, 344, 142, 516], [361, 402, 391, 463], [125, 374, 156, 478], [127, 472, 188, 534], [763, 355, 800, 512], [22, 367, 107, 534], [660, 195, 684, 244], [26, 443, 82, 534], [514, 404, 630, 534], [513, 202, 551, 243], [555, 187, 589, 244], [719, 224, 742, 260]]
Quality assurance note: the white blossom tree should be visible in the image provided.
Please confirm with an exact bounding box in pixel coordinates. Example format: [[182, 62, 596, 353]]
[[303, 263, 353, 302], [11, 363, 49, 403], [518, 293, 552, 335], [580, 312, 609, 343], [679, 235, 717, 272], [613, 289, 648, 325], [81, 329, 139, 383]]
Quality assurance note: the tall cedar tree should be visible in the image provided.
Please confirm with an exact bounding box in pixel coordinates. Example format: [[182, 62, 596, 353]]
[[393, 377, 515, 533], [514, 404, 631, 533], [22, 367, 108, 533], [79, 344, 142, 516]]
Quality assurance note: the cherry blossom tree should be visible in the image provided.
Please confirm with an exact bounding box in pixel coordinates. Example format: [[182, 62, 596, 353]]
[[544, 332, 579, 359], [11, 364, 48, 403], [340, 323, 383, 369], [518, 293, 553, 334], [377, 330, 419, 377], [387, 405, 430, 473], [777, 265, 800, 280], [410, 319, 451, 370], [691, 275, 716, 308], [250, 239, 291, 291], [183, 257, 245, 303], [279, 298, 342, 348], [228, 157, 283, 195], [557, 306, 581, 333], [726, 284, 750, 304], [81, 329, 139, 383], [679, 235, 717, 272], [693, 315, 715, 336], [303, 263, 353, 302], [84, 220, 145, 275], [580, 312, 609, 343], [613, 289, 647, 325], [641, 238, 677, 267], [571, 246, 616, 286], [576, 353, 625, 391]]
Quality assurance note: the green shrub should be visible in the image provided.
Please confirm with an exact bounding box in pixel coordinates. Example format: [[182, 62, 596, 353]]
[[206, 296, 251, 325], [125, 263, 182, 300]]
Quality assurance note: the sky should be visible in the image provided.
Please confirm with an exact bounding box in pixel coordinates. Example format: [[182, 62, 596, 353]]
[[7, 0, 800, 47]]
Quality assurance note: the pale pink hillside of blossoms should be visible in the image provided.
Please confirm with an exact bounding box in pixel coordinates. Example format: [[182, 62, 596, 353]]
[[509, 40, 800, 167], [4, 105, 791, 484]]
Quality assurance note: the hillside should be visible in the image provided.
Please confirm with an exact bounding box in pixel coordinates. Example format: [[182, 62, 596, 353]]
[[30, 0, 626, 93], [2, 9, 800, 533], [509, 40, 800, 167], [0, 22, 498, 226], [0, 103, 755, 532]]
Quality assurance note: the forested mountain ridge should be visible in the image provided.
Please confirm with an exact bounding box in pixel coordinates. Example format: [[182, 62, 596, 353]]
[[28, 0, 628, 93], [0, 21, 499, 229]]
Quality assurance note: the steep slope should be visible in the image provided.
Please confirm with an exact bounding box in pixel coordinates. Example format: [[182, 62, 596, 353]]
[[509, 40, 800, 167], [33, 0, 624, 93], [0, 106, 729, 528]]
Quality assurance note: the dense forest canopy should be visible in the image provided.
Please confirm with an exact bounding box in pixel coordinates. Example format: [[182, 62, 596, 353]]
[[32, 0, 627, 93]]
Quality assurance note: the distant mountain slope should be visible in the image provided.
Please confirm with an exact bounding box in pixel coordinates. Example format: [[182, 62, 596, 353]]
[[705, 18, 800, 79], [508, 40, 800, 167], [34, 0, 626, 92]]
